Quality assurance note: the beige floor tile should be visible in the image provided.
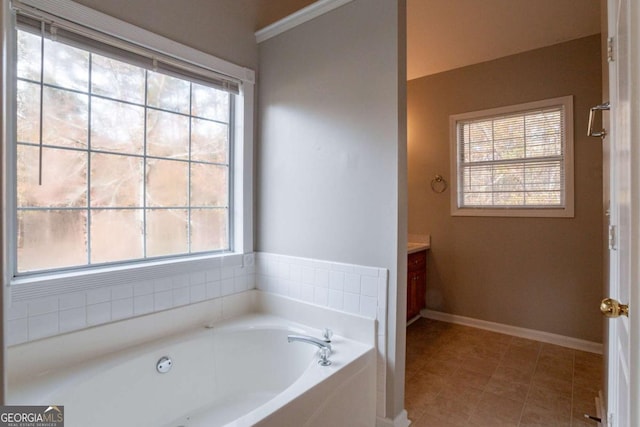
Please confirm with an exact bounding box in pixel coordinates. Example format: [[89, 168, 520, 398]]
[[493, 364, 536, 385], [468, 392, 525, 426], [526, 385, 572, 414], [451, 366, 493, 389], [404, 319, 603, 427], [486, 376, 531, 402], [411, 411, 469, 427], [540, 343, 575, 361], [510, 336, 543, 350]]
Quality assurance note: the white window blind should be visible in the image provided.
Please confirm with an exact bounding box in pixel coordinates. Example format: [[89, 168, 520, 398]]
[[13, 2, 241, 94], [450, 96, 574, 217]]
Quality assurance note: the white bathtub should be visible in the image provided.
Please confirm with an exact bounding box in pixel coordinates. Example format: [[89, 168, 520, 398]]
[[8, 312, 376, 427]]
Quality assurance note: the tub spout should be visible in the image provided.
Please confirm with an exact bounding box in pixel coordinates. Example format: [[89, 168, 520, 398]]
[[287, 334, 332, 366]]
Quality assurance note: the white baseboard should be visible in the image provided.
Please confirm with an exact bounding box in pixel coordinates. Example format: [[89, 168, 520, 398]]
[[376, 410, 410, 427], [421, 309, 603, 354], [406, 315, 421, 327]]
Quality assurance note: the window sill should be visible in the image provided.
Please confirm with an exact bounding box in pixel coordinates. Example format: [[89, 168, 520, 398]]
[[451, 206, 574, 218]]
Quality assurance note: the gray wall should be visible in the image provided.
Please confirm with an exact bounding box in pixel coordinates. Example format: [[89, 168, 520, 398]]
[[74, 0, 259, 69], [407, 35, 604, 342], [257, 0, 407, 418]]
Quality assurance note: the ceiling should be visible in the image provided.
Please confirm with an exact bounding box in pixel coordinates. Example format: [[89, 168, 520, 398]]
[[255, 0, 602, 81], [407, 0, 602, 80]]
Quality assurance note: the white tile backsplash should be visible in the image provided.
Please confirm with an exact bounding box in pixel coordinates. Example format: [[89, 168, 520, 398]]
[[111, 284, 133, 301], [87, 288, 111, 305], [7, 255, 257, 346], [59, 292, 86, 310], [7, 301, 28, 321], [7, 318, 28, 345], [172, 287, 190, 307], [87, 302, 111, 326], [344, 273, 361, 294], [111, 298, 133, 321], [328, 290, 344, 310], [28, 297, 59, 316], [361, 276, 378, 297], [313, 286, 329, 306], [190, 284, 206, 303], [134, 294, 154, 316], [154, 291, 173, 311], [133, 281, 154, 296], [59, 307, 86, 333], [344, 292, 360, 313], [329, 270, 345, 291], [28, 312, 59, 340], [315, 269, 329, 288], [254, 252, 387, 320]]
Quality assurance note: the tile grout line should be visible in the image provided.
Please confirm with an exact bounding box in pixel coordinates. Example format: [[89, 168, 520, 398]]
[[570, 349, 576, 427], [515, 341, 542, 427], [469, 333, 512, 424]]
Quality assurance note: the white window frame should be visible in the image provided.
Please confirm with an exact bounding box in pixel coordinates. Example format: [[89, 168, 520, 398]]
[[449, 96, 574, 218], [2, 0, 255, 296]]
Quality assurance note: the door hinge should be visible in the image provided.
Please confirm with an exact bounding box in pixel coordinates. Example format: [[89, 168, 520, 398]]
[[609, 224, 617, 250], [608, 37, 615, 62]]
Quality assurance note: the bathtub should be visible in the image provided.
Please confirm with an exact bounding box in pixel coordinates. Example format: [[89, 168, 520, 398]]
[[8, 312, 376, 427]]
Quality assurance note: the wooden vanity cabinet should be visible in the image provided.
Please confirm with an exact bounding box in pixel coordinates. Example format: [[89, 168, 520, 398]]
[[407, 250, 427, 320]]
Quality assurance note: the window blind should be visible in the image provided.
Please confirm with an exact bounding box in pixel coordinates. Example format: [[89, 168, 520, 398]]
[[13, 3, 240, 94], [457, 106, 566, 209]]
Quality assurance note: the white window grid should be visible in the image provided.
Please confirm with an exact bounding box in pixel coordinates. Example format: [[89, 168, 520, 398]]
[[14, 28, 234, 276], [449, 96, 574, 218]]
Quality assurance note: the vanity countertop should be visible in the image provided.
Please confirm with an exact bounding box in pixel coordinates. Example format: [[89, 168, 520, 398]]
[[407, 242, 430, 254]]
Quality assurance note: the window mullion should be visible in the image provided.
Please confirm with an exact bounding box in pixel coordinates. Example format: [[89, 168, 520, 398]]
[[523, 115, 528, 205], [37, 21, 44, 185], [87, 53, 93, 266], [187, 83, 193, 254], [143, 70, 148, 259]]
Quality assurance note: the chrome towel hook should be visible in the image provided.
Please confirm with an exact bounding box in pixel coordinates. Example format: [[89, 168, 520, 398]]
[[430, 175, 447, 193]]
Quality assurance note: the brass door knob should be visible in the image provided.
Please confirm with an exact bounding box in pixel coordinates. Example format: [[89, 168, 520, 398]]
[[600, 297, 629, 318]]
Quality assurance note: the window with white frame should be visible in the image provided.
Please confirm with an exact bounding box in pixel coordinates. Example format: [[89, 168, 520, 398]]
[[9, 2, 251, 278], [450, 96, 574, 217]]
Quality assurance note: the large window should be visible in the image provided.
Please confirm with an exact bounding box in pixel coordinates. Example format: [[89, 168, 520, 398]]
[[450, 96, 574, 217], [9, 3, 251, 279]]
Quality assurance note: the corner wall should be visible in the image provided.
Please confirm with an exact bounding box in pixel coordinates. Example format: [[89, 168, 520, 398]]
[[407, 35, 604, 342], [257, 0, 407, 420]]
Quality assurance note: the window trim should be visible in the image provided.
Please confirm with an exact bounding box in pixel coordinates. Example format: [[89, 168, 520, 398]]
[[3, 0, 255, 296], [449, 96, 574, 218]]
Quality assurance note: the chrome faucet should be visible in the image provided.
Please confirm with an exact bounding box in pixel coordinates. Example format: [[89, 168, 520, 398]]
[[287, 334, 332, 366]]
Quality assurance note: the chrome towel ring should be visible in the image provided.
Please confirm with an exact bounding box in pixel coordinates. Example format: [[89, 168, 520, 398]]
[[430, 175, 447, 193]]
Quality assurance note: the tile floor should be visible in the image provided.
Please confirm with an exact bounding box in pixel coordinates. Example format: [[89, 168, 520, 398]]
[[405, 318, 603, 427]]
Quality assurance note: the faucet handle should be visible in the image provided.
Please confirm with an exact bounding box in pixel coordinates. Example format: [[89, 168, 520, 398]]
[[318, 347, 332, 366], [322, 328, 333, 342]]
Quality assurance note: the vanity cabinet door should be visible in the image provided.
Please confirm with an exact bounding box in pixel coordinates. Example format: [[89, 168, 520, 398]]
[[407, 250, 427, 321]]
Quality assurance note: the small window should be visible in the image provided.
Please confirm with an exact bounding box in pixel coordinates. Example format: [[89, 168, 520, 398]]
[[450, 96, 574, 217]]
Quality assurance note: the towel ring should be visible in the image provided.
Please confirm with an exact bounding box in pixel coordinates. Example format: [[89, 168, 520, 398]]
[[430, 175, 447, 193]]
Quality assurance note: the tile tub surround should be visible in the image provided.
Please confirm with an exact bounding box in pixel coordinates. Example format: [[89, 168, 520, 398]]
[[254, 252, 389, 419], [8, 291, 376, 391], [6, 254, 256, 346]]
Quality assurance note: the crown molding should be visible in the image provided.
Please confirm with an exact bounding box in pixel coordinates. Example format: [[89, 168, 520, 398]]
[[255, 0, 354, 43]]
